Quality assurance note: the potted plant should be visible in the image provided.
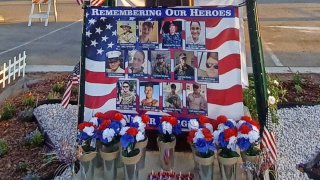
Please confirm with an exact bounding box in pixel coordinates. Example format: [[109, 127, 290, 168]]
[[236, 116, 261, 180], [120, 126, 143, 180], [131, 114, 150, 169], [157, 116, 181, 170], [213, 115, 239, 180], [77, 121, 98, 179], [188, 127, 216, 180]]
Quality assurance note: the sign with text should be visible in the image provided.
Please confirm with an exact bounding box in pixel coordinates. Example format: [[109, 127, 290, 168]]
[[83, 6, 244, 129]]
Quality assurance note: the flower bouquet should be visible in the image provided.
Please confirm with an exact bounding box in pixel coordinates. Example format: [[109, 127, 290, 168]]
[[213, 115, 239, 180], [188, 127, 216, 180], [119, 126, 143, 180], [157, 116, 182, 170], [131, 114, 150, 169]]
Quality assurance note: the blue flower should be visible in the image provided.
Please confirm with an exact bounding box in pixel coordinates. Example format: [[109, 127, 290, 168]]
[[218, 132, 228, 148], [79, 132, 90, 141], [195, 138, 208, 153], [109, 121, 121, 133], [207, 140, 216, 152], [130, 122, 139, 129], [237, 137, 251, 151], [120, 134, 134, 149], [172, 124, 182, 135], [97, 118, 103, 125], [225, 121, 235, 128]]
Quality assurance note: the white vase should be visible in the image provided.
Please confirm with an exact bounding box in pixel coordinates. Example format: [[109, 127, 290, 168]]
[[194, 154, 215, 180], [218, 155, 238, 180], [121, 149, 142, 180]]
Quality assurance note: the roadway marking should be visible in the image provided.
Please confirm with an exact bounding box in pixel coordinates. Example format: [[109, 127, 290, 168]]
[[267, 26, 320, 31], [263, 41, 284, 67], [0, 19, 82, 56]]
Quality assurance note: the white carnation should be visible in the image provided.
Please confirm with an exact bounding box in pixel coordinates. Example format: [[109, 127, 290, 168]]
[[236, 120, 246, 129], [120, 127, 129, 135], [188, 119, 199, 130], [137, 121, 146, 133], [103, 128, 115, 142], [133, 116, 142, 123], [227, 136, 238, 152], [162, 122, 172, 134], [204, 123, 213, 133], [213, 130, 221, 143], [248, 130, 260, 143], [120, 119, 127, 127], [136, 131, 145, 142], [193, 129, 204, 143], [83, 126, 95, 136], [89, 117, 99, 126]]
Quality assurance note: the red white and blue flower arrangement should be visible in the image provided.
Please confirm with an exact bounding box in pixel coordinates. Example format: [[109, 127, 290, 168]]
[[158, 116, 182, 143], [77, 121, 97, 152], [213, 115, 239, 158], [236, 116, 261, 156], [187, 126, 216, 158]]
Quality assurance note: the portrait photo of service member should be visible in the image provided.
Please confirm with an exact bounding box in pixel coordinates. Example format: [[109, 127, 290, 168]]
[[197, 52, 219, 82], [117, 21, 136, 44], [117, 80, 136, 107], [151, 51, 171, 79], [163, 83, 182, 110], [128, 50, 148, 76], [106, 51, 125, 76], [139, 21, 158, 43], [186, 21, 206, 49], [186, 83, 208, 113], [174, 52, 195, 80], [140, 82, 160, 108], [162, 21, 182, 48]]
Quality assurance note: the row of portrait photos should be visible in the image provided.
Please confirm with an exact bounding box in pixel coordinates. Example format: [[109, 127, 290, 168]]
[[116, 80, 208, 115], [117, 20, 207, 50], [106, 50, 219, 83]]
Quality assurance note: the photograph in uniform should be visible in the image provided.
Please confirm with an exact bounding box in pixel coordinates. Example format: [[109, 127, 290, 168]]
[[185, 21, 206, 50], [140, 82, 160, 111], [105, 50, 125, 77], [162, 82, 183, 113], [186, 83, 208, 114], [116, 80, 137, 110], [161, 21, 182, 49], [138, 21, 158, 44], [128, 50, 148, 78], [117, 21, 136, 44], [197, 52, 219, 83], [173, 51, 195, 80], [151, 50, 171, 79]]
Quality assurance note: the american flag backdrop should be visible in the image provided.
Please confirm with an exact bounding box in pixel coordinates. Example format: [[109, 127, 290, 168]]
[[83, 7, 243, 124]]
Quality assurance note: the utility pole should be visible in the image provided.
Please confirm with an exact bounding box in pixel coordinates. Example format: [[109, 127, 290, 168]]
[[246, 0, 268, 131]]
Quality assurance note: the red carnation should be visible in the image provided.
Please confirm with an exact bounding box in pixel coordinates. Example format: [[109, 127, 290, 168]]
[[141, 114, 150, 124], [161, 116, 170, 122], [95, 112, 107, 119], [224, 128, 237, 141], [168, 117, 178, 126], [114, 113, 124, 121], [241, 115, 252, 122], [98, 119, 111, 131], [217, 115, 228, 124], [239, 124, 251, 134], [198, 115, 209, 125], [127, 127, 138, 136], [78, 122, 93, 131], [202, 128, 213, 141], [211, 120, 219, 131], [187, 130, 196, 144]]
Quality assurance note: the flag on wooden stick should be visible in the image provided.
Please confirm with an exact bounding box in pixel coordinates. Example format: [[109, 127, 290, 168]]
[[61, 62, 80, 108], [261, 110, 278, 165]]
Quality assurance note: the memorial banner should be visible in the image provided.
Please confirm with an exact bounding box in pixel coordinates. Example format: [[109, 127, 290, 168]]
[[83, 6, 243, 129]]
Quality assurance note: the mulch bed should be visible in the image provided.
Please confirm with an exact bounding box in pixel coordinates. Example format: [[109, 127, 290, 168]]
[[0, 72, 319, 179]]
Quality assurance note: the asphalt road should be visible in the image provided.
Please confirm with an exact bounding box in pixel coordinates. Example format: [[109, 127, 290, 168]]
[[0, 0, 319, 69]]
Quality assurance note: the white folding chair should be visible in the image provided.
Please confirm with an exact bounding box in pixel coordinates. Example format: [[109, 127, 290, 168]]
[[28, 0, 57, 26]]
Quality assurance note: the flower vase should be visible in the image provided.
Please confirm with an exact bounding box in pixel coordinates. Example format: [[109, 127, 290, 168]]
[[121, 149, 142, 180], [194, 154, 214, 180], [136, 137, 148, 169], [218, 155, 238, 180], [78, 151, 97, 180], [190, 143, 199, 171], [100, 145, 119, 180], [157, 136, 176, 171], [241, 152, 259, 180], [116, 142, 124, 168]]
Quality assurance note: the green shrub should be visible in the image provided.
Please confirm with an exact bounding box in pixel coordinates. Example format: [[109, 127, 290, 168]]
[[22, 93, 36, 108], [47, 91, 60, 100], [0, 139, 9, 157], [25, 129, 44, 147], [1, 102, 15, 120], [52, 82, 65, 94]]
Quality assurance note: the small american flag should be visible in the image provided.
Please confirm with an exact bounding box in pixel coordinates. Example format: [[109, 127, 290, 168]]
[[61, 62, 80, 108], [76, 0, 106, 6], [261, 111, 277, 165]]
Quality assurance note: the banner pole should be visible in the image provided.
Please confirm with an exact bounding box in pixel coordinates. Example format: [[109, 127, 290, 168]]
[[246, 0, 268, 132], [78, 1, 89, 124]]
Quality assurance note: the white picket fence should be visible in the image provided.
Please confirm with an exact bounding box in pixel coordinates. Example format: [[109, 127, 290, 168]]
[[0, 51, 27, 88]]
